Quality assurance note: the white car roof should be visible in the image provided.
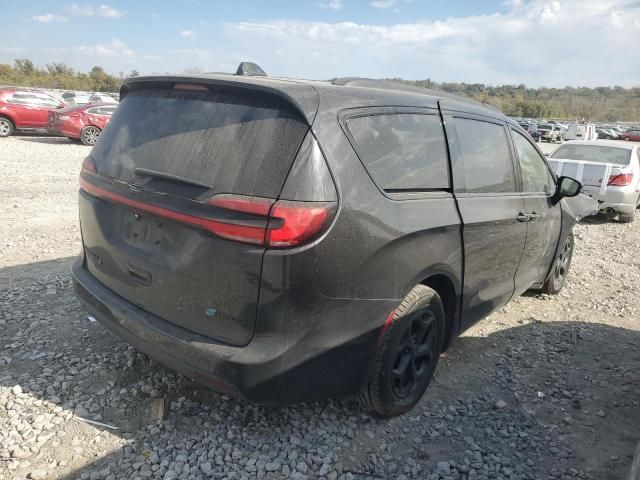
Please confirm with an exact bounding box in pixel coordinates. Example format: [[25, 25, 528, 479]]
[[560, 140, 638, 150]]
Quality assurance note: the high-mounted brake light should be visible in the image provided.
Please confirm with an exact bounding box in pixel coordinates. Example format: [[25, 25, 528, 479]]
[[608, 173, 633, 186], [173, 83, 209, 92]]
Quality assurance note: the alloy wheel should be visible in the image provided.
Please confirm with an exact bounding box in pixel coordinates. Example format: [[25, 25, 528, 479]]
[[553, 237, 572, 290], [391, 310, 438, 399], [0, 119, 11, 136], [82, 127, 100, 145]]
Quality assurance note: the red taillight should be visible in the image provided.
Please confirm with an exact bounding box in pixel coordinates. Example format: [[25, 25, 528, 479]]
[[78, 178, 335, 249], [207, 195, 275, 246], [208, 195, 273, 216], [608, 173, 633, 186], [82, 157, 97, 173], [267, 201, 331, 248], [208, 195, 334, 248]]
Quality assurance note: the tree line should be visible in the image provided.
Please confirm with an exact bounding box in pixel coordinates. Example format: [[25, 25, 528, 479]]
[[0, 58, 137, 93], [393, 79, 640, 122], [1, 58, 638, 121]]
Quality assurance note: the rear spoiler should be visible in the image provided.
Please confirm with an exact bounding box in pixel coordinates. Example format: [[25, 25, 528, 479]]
[[120, 74, 320, 125]]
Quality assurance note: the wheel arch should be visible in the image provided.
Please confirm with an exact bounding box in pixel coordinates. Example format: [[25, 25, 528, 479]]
[[0, 113, 15, 127], [419, 273, 460, 351]]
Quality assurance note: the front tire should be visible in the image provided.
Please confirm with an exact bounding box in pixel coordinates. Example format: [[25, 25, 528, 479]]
[[619, 210, 635, 223], [541, 233, 574, 295], [80, 126, 101, 146], [360, 285, 445, 417], [0, 117, 14, 137]]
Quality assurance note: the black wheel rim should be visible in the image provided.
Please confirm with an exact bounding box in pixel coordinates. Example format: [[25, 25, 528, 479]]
[[391, 310, 437, 399], [553, 237, 571, 289]]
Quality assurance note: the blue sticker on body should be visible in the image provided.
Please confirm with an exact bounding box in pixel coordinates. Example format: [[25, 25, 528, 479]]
[[205, 308, 217, 317]]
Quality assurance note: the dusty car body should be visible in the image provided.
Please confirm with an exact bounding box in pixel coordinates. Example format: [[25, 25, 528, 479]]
[[0, 88, 66, 137], [620, 129, 640, 142], [47, 103, 116, 145], [549, 140, 640, 222], [72, 69, 587, 416]]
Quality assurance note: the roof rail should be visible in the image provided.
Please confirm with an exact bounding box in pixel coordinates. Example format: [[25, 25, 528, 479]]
[[235, 62, 267, 77]]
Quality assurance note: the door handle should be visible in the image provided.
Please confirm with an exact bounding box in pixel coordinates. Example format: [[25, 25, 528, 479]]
[[516, 213, 529, 223], [528, 212, 540, 222]]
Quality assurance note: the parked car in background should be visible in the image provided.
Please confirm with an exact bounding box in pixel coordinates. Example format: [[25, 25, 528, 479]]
[[62, 92, 93, 105], [0, 88, 66, 137], [620, 129, 640, 142], [72, 69, 589, 417], [549, 140, 640, 222], [553, 123, 568, 137], [565, 123, 598, 141], [89, 93, 118, 104], [48, 102, 117, 145], [611, 125, 629, 133], [527, 123, 542, 141], [596, 128, 619, 140], [538, 123, 563, 142]]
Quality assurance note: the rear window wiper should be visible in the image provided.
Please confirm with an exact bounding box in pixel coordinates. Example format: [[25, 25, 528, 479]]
[[133, 168, 212, 190]]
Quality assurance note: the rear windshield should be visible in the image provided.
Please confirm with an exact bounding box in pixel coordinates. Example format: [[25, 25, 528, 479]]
[[91, 86, 308, 198], [550, 144, 631, 165]]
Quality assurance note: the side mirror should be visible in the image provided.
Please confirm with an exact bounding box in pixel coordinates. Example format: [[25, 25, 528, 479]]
[[552, 176, 582, 204]]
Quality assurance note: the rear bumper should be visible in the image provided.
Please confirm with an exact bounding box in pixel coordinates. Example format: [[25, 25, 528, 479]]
[[582, 187, 639, 214], [72, 258, 383, 404]]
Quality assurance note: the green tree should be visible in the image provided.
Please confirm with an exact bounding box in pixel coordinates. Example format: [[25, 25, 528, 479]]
[[14, 58, 36, 76], [46, 62, 74, 76]]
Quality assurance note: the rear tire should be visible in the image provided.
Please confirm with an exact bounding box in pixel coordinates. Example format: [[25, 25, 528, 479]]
[[0, 117, 14, 137], [80, 126, 101, 146], [360, 285, 445, 417], [541, 233, 574, 295]]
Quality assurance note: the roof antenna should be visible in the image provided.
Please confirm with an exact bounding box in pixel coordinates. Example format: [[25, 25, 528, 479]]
[[235, 62, 267, 77]]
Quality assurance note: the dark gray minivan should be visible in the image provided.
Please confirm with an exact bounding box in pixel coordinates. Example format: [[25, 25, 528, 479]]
[[72, 69, 585, 416]]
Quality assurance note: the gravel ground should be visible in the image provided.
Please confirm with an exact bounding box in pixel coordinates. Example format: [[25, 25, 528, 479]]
[[0, 136, 639, 480]]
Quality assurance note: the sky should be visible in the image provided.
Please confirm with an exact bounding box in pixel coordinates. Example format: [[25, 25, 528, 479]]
[[1, 0, 639, 87]]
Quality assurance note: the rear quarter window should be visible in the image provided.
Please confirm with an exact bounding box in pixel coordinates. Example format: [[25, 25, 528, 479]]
[[346, 113, 449, 191]]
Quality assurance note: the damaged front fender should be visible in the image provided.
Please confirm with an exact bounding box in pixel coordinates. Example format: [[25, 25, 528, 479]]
[[561, 193, 599, 224]]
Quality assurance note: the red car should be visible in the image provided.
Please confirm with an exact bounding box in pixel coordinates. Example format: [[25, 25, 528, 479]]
[[0, 88, 66, 137], [620, 129, 640, 142], [48, 103, 117, 145]]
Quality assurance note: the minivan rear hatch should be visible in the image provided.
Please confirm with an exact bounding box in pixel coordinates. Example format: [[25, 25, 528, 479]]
[[78, 81, 312, 346]]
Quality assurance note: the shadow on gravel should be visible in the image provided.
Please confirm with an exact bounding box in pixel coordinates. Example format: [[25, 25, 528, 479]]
[[579, 214, 622, 225], [1, 257, 639, 480]]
